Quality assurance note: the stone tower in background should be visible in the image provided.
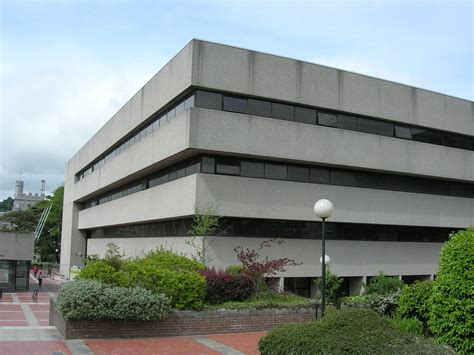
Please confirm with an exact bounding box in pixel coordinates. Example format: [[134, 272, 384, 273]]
[[13, 179, 46, 211]]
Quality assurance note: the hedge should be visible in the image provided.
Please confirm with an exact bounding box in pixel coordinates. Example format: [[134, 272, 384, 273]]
[[259, 308, 450, 355], [57, 279, 170, 321], [200, 269, 255, 304]]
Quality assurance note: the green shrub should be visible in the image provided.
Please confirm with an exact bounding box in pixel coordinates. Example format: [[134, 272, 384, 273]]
[[366, 271, 405, 295], [314, 266, 343, 305], [341, 291, 400, 316], [429, 228, 474, 354], [397, 280, 434, 326], [119, 263, 206, 310], [140, 248, 205, 272], [75, 260, 121, 284], [388, 315, 424, 336], [225, 264, 246, 276], [57, 279, 170, 321], [259, 308, 450, 355]]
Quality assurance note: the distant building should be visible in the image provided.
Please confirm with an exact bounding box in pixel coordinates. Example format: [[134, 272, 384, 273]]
[[13, 180, 46, 211], [0, 232, 33, 291]]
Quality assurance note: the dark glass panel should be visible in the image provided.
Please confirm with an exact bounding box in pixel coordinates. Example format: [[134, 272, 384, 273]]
[[186, 161, 201, 176], [338, 114, 358, 130], [353, 172, 380, 189], [425, 131, 442, 145], [411, 128, 428, 142], [241, 161, 264, 178], [248, 99, 271, 117], [176, 166, 186, 179], [457, 136, 472, 150], [310, 168, 330, 184], [216, 157, 241, 175], [195, 91, 223, 110], [376, 121, 394, 137], [383, 175, 405, 191], [161, 173, 169, 184], [288, 166, 309, 182], [395, 126, 413, 139], [330, 170, 353, 186], [264, 163, 287, 180], [272, 103, 294, 121], [295, 107, 317, 124], [318, 112, 338, 127], [443, 134, 458, 148], [201, 157, 215, 174], [168, 170, 177, 182], [357, 118, 377, 134], [223, 96, 248, 113]]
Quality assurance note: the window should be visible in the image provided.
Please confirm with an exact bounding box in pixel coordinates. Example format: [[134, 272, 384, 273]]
[[338, 114, 358, 130], [330, 171, 353, 186], [248, 99, 271, 117], [195, 91, 223, 110], [443, 134, 458, 148], [376, 121, 394, 137], [201, 157, 215, 173], [395, 126, 412, 140], [357, 118, 377, 134], [288, 166, 309, 182], [425, 131, 442, 145], [241, 161, 264, 178], [318, 112, 338, 127], [310, 168, 330, 184], [223, 96, 247, 113], [458, 136, 472, 150], [186, 161, 201, 176], [216, 157, 240, 175], [295, 107, 316, 124], [176, 166, 186, 179], [272, 103, 294, 121], [264, 163, 287, 180]]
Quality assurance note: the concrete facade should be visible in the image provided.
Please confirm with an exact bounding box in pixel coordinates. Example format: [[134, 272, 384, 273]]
[[61, 40, 473, 295]]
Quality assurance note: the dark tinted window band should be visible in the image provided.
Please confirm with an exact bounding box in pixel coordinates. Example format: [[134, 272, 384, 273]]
[[194, 90, 473, 152], [82, 154, 474, 210], [88, 217, 455, 243]]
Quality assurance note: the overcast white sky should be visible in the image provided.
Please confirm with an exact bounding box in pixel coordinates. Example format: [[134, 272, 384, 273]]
[[1, 0, 473, 200]]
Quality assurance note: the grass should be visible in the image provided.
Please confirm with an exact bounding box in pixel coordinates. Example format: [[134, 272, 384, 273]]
[[205, 291, 317, 310]]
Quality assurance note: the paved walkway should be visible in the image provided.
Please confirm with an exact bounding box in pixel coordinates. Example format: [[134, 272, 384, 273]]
[[0, 274, 267, 354]]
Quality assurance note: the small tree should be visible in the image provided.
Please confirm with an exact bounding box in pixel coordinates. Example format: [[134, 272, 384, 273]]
[[366, 271, 405, 295], [234, 239, 301, 292], [187, 205, 220, 264], [314, 266, 343, 305]]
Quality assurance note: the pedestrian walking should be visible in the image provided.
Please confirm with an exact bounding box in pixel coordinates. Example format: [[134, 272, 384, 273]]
[[33, 265, 38, 278], [38, 272, 43, 288]]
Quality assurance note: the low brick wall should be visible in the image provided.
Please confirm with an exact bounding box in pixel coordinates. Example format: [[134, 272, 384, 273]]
[[50, 298, 318, 339]]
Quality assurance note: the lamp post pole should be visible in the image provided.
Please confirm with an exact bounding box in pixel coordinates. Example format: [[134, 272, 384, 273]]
[[314, 199, 334, 319]]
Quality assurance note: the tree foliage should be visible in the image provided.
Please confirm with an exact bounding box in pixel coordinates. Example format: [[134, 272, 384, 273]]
[[0, 197, 14, 212], [187, 205, 220, 264], [314, 266, 343, 305], [366, 271, 405, 295], [429, 228, 474, 354], [397, 280, 434, 327]]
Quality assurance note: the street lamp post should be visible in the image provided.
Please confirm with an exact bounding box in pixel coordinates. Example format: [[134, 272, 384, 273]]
[[314, 199, 334, 318]]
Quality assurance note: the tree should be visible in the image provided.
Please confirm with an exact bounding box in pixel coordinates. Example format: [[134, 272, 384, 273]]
[[314, 266, 343, 305], [234, 239, 301, 292], [429, 228, 474, 354], [0, 197, 14, 212], [187, 205, 220, 264]]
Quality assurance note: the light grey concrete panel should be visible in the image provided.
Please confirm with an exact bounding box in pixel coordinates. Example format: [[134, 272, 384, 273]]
[[77, 175, 197, 229], [71, 110, 191, 201], [299, 62, 340, 110], [194, 41, 251, 94], [189, 108, 474, 181], [341, 72, 380, 118], [414, 89, 446, 131], [378, 80, 415, 124], [0, 232, 34, 260], [251, 52, 299, 102], [195, 174, 473, 228], [444, 96, 474, 135]]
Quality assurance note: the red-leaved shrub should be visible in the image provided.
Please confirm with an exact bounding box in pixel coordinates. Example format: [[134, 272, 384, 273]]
[[201, 269, 255, 304]]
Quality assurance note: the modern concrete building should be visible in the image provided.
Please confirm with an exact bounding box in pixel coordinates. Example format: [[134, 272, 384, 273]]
[[0, 232, 33, 291], [60, 40, 473, 295]]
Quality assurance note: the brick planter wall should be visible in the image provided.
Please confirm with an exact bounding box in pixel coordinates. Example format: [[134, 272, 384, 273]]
[[50, 298, 318, 339]]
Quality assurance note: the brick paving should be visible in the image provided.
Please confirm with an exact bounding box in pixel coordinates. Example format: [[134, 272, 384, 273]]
[[0, 273, 267, 354]]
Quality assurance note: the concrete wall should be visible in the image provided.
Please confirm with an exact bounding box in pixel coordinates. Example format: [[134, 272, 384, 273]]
[[192, 40, 473, 136], [0, 232, 34, 260], [86, 235, 441, 278]]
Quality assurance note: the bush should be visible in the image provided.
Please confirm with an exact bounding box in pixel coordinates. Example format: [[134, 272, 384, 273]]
[[388, 315, 424, 336], [201, 269, 255, 304], [225, 264, 246, 276], [141, 248, 205, 272], [397, 280, 434, 326], [259, 308, 450, 355], [75, 260, 121, 285], [119, 263, 206, 310], [366, 271, 405, 295], [57, 279, 170, 321], [341, 290, 400, 316], [314, 266, 343, 305], [429, 228, 474, 354]]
